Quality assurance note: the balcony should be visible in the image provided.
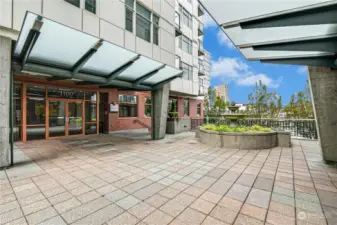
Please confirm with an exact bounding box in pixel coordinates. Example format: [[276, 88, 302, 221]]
[[175, 12, 182, 37], [198, 22, 204, 36], [198, 59, 205, 76], [198, 85, 205, 96], [198, 41, 205, 56], [175, 56, 182, 70], [198, 5, 204, 16]]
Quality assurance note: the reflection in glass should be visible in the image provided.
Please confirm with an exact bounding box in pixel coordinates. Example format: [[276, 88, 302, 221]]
[[14, 84, 22, 126], [85, 124, 97, 135], [13, 126, 22, 142], [27, 126, 46, 140], [85, 91, 97, 101], [48, 87, 84, 99], [69, 102, 83, 135], [26, 85, 45, 97], [49, 101, 66, 137], [85, 102, 97, 122], [27, 97, 45, 125]]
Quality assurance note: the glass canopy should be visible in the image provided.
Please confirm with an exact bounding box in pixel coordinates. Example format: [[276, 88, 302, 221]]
[[13, 12, 182, 91]]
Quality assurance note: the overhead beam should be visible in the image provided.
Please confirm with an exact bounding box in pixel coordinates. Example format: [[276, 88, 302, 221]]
[[20, 16, 43, 67], [71, 39, 103, 75], [133, 64, 165, 86], [253, 37, 337, 52], [152, 72, 183, 90], [21, 62, 153, 90], [240, 4, 337, 29], [107, 54, 140, 82], [260, 56, 337, 69]]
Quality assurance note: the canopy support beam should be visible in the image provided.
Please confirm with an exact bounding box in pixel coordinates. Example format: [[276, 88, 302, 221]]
[[133, 64, 165, 87], [260, 57, 337, 69], [20, 16, 43, 67], [253, 37, 337, 52], [107, 54, 140, 82], [71, 39, 103, 75], [239, 4, 337, 29], [152, 72, 183, 90]]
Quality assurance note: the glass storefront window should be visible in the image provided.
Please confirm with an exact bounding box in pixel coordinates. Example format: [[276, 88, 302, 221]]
[[85, 91, 97, 101], [27, 126, 46, 140], [14, 84, 22, 125], [27, 97, 46, 125], [49, 100, 66, 137], [27, 85, 45, 97], [48, 87, 84, 99], [145, 97, 151, 117], [85, 123, 97, 135], [85, 102, 97, 122]]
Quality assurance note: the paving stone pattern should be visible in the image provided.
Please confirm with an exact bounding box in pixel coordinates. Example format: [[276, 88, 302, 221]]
[[1, 133, 337, 225]]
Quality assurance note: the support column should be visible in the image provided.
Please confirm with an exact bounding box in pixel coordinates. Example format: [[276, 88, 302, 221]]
[[0, 36, 11, 168], [151, 84, 169, 140], [308, 67, 337, 163]]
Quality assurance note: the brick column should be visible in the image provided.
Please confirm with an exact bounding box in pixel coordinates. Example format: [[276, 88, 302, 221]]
[[151, 84, 169, 140], [308, 67, 337, 163], [0, 36, 11, 168]]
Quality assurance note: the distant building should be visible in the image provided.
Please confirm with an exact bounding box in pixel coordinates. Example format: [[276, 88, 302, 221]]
[[215, 85, 230, 103]]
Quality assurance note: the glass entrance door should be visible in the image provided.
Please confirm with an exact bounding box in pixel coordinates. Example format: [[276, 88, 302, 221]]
[[49, 100, 66, 137], [68, 101, 83, 136]]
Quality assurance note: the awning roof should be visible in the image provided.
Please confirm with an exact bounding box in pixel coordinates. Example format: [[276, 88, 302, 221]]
[[12, 12, 182, 91], [199, 0, 337, 69]]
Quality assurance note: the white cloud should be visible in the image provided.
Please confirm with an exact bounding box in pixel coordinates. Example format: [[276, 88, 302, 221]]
[[211, 57, 282, 88], [211, 57, 249, 78], [297, 66, 307, 75], [217, 30, 234, 49], [203, 12, 217, 28], [237, 74, 283, 88]]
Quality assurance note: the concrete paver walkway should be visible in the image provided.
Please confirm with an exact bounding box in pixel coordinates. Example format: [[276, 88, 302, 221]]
[[1, 133, 337, 225]]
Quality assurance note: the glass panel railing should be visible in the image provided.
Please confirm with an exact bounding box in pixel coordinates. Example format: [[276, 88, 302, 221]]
[[175, 12, 181, 29]]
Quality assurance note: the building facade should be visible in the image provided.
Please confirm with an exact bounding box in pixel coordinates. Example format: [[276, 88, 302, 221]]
[[167, 0, 206, 123], [0, 0, 183, 143], [215, 85, 229, 103]]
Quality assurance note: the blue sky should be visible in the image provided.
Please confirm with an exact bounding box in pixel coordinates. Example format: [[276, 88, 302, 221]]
[[203, 14, 308, 105]]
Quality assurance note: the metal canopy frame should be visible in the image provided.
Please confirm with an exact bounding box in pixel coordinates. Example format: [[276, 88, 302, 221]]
[[12, 12, 182, 91], [200, 0, 337, 69]]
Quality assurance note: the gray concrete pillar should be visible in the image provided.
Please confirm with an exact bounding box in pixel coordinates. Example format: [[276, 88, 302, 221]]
[[308, 67, 337, 163], [151, 84, 169, 140], [0, 36, 11, 168]]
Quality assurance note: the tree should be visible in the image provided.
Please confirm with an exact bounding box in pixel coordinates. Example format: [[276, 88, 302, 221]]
[[212, 96, 229, 115], [204, 86, 216, 113]]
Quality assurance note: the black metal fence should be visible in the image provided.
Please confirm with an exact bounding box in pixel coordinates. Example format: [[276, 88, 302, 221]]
[[204, 117, 318, 140]]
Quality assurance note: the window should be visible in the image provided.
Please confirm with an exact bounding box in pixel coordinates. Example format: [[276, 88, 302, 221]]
[[178, 36, 182, 49], [125, 0, 134, 32], [197, 103, 201, 116], [14, 83, 22, 141], [182, 36, 192, 54], [136, 3, 151, 42], [168, 98, 178, 117], [65, 0, 80, 7], [153, 15, 159, 45], [184, 99, 189, 116], [119, 95, 138, 117], [85, 0, 96, 14], [182, 9, 192, 28], [182, 62, 192, 80], [144, 97, 152, 117]]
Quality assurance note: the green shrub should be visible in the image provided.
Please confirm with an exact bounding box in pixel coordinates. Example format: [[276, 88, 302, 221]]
[[202, 124, 271, 133]]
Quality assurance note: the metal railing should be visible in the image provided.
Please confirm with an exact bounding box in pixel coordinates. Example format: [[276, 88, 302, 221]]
[[204, 117, 318, 140]]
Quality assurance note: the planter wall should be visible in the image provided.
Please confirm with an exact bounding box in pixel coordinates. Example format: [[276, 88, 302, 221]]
[[166, 118, 191, 134], [198, 128, 290, 149]]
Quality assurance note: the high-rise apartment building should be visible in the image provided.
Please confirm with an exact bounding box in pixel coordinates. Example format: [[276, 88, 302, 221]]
[[215, 85, 230, 103]]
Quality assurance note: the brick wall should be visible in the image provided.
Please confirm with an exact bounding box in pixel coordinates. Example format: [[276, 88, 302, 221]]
[[107, 90, 151, 132]]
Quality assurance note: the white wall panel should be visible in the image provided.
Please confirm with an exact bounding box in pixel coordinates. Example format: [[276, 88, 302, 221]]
[[83, 10, 99, 36], [100, 19, 124, 47], [99, 0, 125, 29], [125, 31, 136, 51], [43, 0, 82, 30], [13, 0, 41, 30], [136, 37, 152, 58]]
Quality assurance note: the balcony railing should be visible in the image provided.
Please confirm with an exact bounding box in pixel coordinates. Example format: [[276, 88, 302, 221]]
[[198, 5, 205, 16], [175, 56, 182, 70], [203, 117, 318, 140], [198, 22, 204, 36], [198, 86, 205, 96], [198, 59, 205, 76], [198, 40, 205, 56], [175, 12, 182, 36]]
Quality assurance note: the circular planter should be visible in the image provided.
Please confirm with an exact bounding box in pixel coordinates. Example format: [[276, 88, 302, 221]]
[[199, 128, 278, 149]]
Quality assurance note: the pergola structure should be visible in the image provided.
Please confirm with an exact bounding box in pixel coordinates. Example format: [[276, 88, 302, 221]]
[[200, 0, 337, 162]]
